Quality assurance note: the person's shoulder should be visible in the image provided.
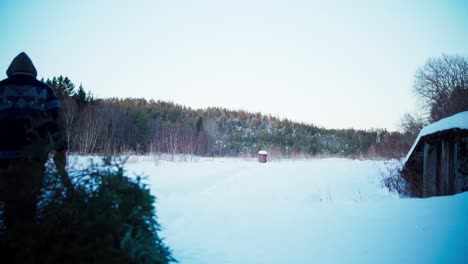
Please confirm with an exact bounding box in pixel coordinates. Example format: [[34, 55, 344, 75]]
[[33, 78, 52, 89], [0, 77, 11, 87], [35, 80, 59, 104], [35, 79, 55, 93], [30, 78, 57, 96]]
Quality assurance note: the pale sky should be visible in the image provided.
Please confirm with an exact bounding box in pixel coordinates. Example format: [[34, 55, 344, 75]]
[[1, 0, 467, 130]]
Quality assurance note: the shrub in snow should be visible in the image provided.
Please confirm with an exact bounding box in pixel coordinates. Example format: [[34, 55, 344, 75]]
[[379, 160, 410, 196], [0, 158, 175, 264]]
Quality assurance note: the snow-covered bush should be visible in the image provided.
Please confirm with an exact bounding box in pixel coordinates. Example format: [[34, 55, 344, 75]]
[[379, 160, 410, 196]]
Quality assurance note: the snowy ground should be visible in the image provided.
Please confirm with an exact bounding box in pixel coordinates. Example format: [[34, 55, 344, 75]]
[[121, 157, 467, 264]]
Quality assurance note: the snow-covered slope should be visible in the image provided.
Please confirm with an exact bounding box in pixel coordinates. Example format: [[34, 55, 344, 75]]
[[124, 157, 468, 264]]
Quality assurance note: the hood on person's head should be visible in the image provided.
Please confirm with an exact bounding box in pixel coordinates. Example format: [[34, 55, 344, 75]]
[[6, 52, 37, 78]]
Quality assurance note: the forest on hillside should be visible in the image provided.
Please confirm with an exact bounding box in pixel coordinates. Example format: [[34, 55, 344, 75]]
[[45, 76, 414, 158]]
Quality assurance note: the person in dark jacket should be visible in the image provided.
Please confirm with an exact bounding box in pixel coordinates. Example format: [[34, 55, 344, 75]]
[[0, 52, 72, 230]]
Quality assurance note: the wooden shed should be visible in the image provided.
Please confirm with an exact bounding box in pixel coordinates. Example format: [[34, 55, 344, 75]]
[[402, 111, 468, 197], [258, 150, 268, 163]]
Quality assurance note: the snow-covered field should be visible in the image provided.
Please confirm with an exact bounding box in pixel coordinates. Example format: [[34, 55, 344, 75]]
[[122, 157, 467, 264]]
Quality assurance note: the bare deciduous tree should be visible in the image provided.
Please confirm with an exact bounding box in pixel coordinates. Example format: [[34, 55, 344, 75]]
[[400, 113, 427, 141], [61, 98, 78, 148], [74, 106, 109, 154], [414, 54, 468, 121]]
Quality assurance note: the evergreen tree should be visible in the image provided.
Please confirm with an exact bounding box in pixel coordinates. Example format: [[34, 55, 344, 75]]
[[0, 158, 176, 264], [74, 84, 88, 109], [46, 76, 76, 99], [195, 117, 203, 133]]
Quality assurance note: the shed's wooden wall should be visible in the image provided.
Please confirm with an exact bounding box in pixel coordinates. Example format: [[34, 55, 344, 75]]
[[455, 137, 468, 193], [404, 130, 468, 197], [422, 136, 468, 197], [438, 140, 448, 195], [423, 143, 437, 197]]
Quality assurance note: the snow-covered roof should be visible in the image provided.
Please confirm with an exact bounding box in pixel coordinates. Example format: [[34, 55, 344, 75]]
[[258, 150, 268, 155], [404, 111, 468, 163]]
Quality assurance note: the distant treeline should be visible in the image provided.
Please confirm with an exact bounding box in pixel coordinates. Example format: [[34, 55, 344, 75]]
[[45, 76, 414, 158]]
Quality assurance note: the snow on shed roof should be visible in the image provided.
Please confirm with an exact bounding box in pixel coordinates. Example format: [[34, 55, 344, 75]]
[[404, 111, 468, 163], [258, 150, 268, 155]]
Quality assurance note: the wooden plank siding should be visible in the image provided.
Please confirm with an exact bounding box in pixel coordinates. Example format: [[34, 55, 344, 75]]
[[438, 139, 450, 196], [423, 143, 437, 197], [405, 130, 468, 197], [455, 137, 468, 193], [449, 141, 456, 194], [454, 142, 462, 194], [422, 139, 459, 197]]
